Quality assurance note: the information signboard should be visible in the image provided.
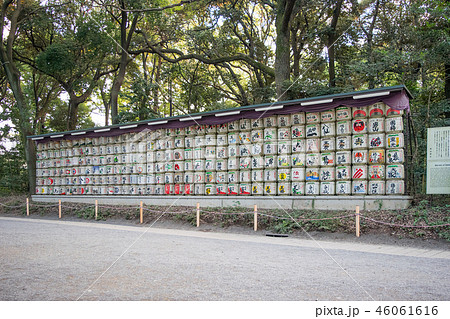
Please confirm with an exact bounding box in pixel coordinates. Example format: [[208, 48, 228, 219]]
[[427, 127, 450, 194]]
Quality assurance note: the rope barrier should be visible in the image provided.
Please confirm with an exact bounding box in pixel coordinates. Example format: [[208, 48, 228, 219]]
[[0, 202, 26, 208], [360, 215, 450, 228], [30, 203, 60, 207]]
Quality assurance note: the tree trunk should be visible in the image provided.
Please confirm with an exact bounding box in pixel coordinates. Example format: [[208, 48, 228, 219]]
[[67, 98, 81, 131], [327, 0, 344, 88], [445, 63, 450, 100]]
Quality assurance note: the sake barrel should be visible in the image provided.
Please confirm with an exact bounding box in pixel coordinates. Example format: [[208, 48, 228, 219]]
[[264, 155, 277, 168], [278, 169, 291, 181], [320, 167, 335, 181], [321, 138, 335, 152], [292, 139, 306, 153], [205, 159, 216, 171], [291, 153, 306, 167], [251, 169, 264, 182], [320, 152, 335, 166], [137, 175, 146, 185], [194, 147, 205, 158], [277, 115, 291, 127], [239, 183, 252, 195], [369, 149, 385, 164], [195, 125, 206, 135], [174, 138, 185, 149], [205, 171, 216, 183], [174, 184, 183, 195], [352, 134, 368, 149], [228, 157, 239, 170], [369, 133, 385, 149], [336, 106, 351, 120], [305, 182, 320, 195], [277, 182, 291, 195], [264, 142, 277, 155], [194, 136, 205, 147], [175, 127, 186, 136], [239, 144, 251, 157], [320, 109, 335, 122], [228, 132, 239, 145], [251, 156, 264, 170], [352, 149, 368, 164], [164, 162, 174, 172], [352, 119, 368, 134], [385, 117, 403, 133], [306, 112, 320, 123], [352, 165, 368, 180], [369, 102, 386, 117], [205, 124, 217, 134], [278, 127, 290, 140], [291, 125, 305, 139], [239, 131, 252, 144], [291, 167, 306, 181], [292, 182, 305, 195], [193, 159, 205, 171], [164, 150, 174, 162], [239, 118, 251, 131], [306, 124, 320, 138], [216, 159, 228, 171], [135, 164, 146, 174], [251, 130, 263, 143], [251, 118, 264, 129], [368, 118, 385, 133], [227, 120, 239, 132], [386, 149, 404, 164], [369, 165, 385, 180], [386, 133, 404, 148], [145, 185, 154, 195], [184, 184, 194, 195], [205, 146, 216, 159], [173, 149, 184, 161], [320, 182, 335, 195], [306, 138, 320, 153], [173, 161, 184, 172], [216, 171, 227, 183], [205, 184, 216, 195], [228, 145, 238, 158], [217, 123, 228, 133], [184, 160, 193, 171], [368, 181, 385, 195], [155, 140, 164, 150], [263, 128, 277, 141], [264, 169, 277, 182], [184, 172, 194, 184], [216, 184, 228, 195], [228, 183, 239, 195], [216, 134, 228, 146], [386, 164, 404, 179], [291, 112, 306, 125], [240, 156, 252, 170], [263, 183, 276, 195], [335, 151, 351, 165], [263, 116, 277, 128], [277, 141, 291, 154], [184, 148, 193, 160], [185, 137, 194, 148], [386, 108, 404, 117], [250, 144, 263, 156], [306, 153, 320, 167], [251, 183, 264, 195], [147, 174, 155, 184], [321, 122, 335, 137], [154, 185, 164, 195], [164, 184, 174, 195], [130, 174, 139, 184], [352, 106, 368, 118], [228, 171, 239, 183], [305, 167, 320, 181], [336, 181, 351, 195], [385, 180, 405, 194], [204, 135, 217, 146], [194, 172, 206, 183], [352, 180, 368, 194]]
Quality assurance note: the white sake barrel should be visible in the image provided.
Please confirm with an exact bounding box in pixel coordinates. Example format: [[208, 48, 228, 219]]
[[352, 180, 368, 194], [336, 107, 351, 120], [86, 156, 94, 166], [120, 143, 128, 154], [352, 106, 368, 118], [205, 146, 216, 158], [147, 174, 155, 184], [194, 147, 205, 158], [205, 171, 216, 184], [368, 181, 385, 195], [291, 153, 306, 167], [305, 182, 320, 195], [228, 157, 239, 170], [164, 184, 174, 195], [386, 133, 404, 148], [227, 132, 238, 145], [352, 149, 368, 164], [204, 135, 217, 146], [213, 136, 226, 149], [173, 149, 184, 161], [386, 149, 404, 164], [320, 167, 335, 181], [228, 145, 238, 157], [154, 185, 164, 195], [194, 172, 205, 183], [386, 164, 404, 179], [306, 124, 320, 138], [227, 120, 239, 132], [137, 142, 147, 153], [291, 112, 306, 125], [291, 125, 305, 139], [105, 155, 114, 165], [239, 131, 251, 144], [185, 126, 195, 136], [239, 157, 252, 170], [205, 159, 216, 171], [111, 175, 120, 185], [321, 138, 335, 152], [263, 183, 276, 195], [321, 122, 335, 137], [277, 115, 291, 127], [278, 141, 291, 154], [239, 118, 251, 131], [251, 169, 264, 182], [137, 175, 146, 185], [335, 151, 351, 165], [251, 156, 264, 170], [130, 174, 139, 184], [264, 128, 277, 141], [292, 139, 306, 153], [155, 151, 164, 162], [386, 108, 404, 117], [145, 185, 154, 195], [154, 162, 164, 173], [184, 172, 194, 184], [216, 171, 227, 183], [239, 144, 251, 157], [277, 155, 291, 168], [386, 180, 405, 194], [174, 138, 185, 149], [278, 127, 290, 140], [369, 165, 385, 180], [155, 140, 164, 150], [336, 181, 351, 195], [164, 128, 172, 138], [352, 119, 368, 134], [264, 142, 277, 155], [352, 165, 368, 180], [215, 159, 228, 171], [175, 127, 186, 136], [306, 112, 320, 123], [369, 133, 385, 149], [306, 138, 320, 153], [228, 171, 239, 183], [251, 118, 264, 129], [184, 137, 194, 148], [264, 155, 277, 168], [278, 169, 291, 181], [369, 102, 386, 117], [320, 182, 335, 195], [137, 186, 146, 195], [305, 168, 320, 181], [369, 149, 385, 164], [263, 116, 277, 128], [164, 162, 174, 172], [184, 148, 193, 160], [193, 159, 205, 171], [250, 144, 263, 156], [194, 136, 204, 147], [264, 169, 277, 182], [205, 125, 217, 134], [321, 109, 335, 122], [228, 183, 239, 195], [385, 117, 403, 133], [277, 182, 291, 195], [292, 182, 305, 195], [320, 152, 335, 166], [146, 140, 155, 152], [183, 184, 193, 195], [239, 170, 251, 183], [291, 167, 305, 181], [306, 153, 320, 167], [251, 183, 264, 195], [195, 125, 206, 135], [368, 118, 385, 133], [173, 161, 184, 172], [352, 134, 368, 149], [72, 166, 80, 175], [217, 123, 228, 133], [216, 184, 228, 195], [136, 153, 146, 163]]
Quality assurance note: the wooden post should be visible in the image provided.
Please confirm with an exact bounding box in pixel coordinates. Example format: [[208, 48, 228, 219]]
[[26, 197, 29, 216], [140, 201, 143, 224], [58, 199, 62, 219], [254, 204, 258, 231], [196, 202, 200, 227], [95, 200, 98, 220], [355, 205, 360, 237]]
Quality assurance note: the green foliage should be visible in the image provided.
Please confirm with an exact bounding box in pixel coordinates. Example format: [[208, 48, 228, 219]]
[[0, 147, 28, 194]]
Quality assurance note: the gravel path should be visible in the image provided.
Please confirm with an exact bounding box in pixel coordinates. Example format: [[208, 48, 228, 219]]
[[1, 217, 449, 301]]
